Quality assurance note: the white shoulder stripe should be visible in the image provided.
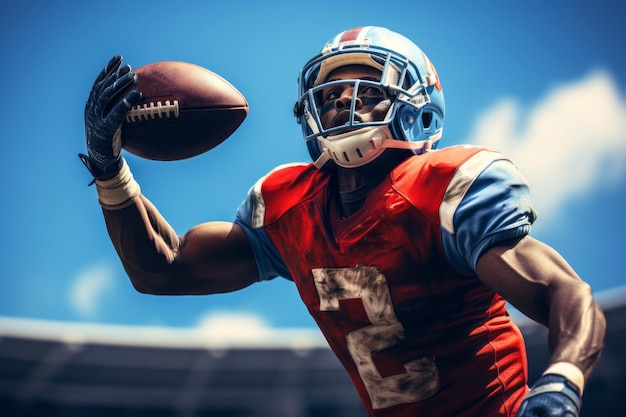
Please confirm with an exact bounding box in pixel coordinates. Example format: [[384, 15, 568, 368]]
[[250, 162, 310, 229], [251, 178, 266, 229], [439, 150, 504, 234]]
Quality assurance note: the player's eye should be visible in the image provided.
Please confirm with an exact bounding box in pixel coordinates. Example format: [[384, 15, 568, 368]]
[[358, 85, 385, 99], [321, 87, 342, 104]]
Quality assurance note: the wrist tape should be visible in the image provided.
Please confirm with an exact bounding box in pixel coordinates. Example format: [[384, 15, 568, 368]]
[[95, 158, 140, 210], [543, 361, 585, 394]]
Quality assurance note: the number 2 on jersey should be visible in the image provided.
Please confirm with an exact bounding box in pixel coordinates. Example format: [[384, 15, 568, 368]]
[[312, 266, 439, 409]]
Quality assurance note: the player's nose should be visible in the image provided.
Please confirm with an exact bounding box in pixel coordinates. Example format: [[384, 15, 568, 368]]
[[335, 87, 361, 111]]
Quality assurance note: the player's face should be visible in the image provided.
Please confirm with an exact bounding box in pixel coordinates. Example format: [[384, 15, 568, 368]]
[[317, 65, 391, 133]]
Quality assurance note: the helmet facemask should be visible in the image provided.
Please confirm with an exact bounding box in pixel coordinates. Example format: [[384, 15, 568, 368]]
[[294, 27, 444, 169]]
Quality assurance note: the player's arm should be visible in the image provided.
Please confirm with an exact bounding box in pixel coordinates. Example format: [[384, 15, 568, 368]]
[[79, 56, 259, 295], [442, 152, 605, 416], [477, 236, 605, 385], [101, 195, 259, 295], [441, 152, 606, 385], [476, 236, 606, 415]]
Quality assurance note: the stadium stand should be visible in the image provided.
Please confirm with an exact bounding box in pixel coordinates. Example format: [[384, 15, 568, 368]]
[[1, 286, 624, 417]]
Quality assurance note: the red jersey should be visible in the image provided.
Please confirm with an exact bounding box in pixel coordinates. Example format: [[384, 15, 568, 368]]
[[235, 146, 536, 416]]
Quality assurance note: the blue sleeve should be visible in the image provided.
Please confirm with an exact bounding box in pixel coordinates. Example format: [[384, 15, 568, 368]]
[[441, 156, 538, 275], [234, 180, 292, 282]]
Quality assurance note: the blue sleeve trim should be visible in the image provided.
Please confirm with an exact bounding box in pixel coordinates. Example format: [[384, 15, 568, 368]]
[[442, 158, 537, 275], [234, 184, 292, 282]]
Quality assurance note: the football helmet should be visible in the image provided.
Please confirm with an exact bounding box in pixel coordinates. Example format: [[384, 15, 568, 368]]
[[294, 26, 445, 168]]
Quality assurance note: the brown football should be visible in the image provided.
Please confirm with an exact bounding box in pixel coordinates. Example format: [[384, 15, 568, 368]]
[[121, 61, 248, 161]]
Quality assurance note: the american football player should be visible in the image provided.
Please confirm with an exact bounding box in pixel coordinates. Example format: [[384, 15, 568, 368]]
[[80, 26, 605, 417]]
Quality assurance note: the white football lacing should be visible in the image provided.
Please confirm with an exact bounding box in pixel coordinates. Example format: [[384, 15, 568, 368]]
[[125, 100, 180, 122]]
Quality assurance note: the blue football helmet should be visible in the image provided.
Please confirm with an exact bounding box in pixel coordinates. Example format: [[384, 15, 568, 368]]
[[294, 26, 445, 168]]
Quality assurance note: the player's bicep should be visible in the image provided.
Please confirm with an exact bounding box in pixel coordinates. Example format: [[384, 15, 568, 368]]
[[476, 235, 581, 325], [173, 221, 260, 294]]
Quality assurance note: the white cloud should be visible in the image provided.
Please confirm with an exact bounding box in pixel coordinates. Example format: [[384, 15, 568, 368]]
[[466, 70, 626, 222], [196, 311, 270, 341], [70, 262, 117, 319], [194, 311, 326, 349]]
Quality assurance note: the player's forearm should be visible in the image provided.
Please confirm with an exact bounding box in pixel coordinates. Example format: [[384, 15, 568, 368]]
[[476, 237, 606, 393], [545, 280, 606, 387], [95, 160, 182, 292], [527, 242, 606, 391], [102, 194, 180, 275], [102, 194, 183, 293]]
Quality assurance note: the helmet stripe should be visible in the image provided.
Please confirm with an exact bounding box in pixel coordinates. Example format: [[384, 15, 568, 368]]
[[340, 27, 365, 43], [332, 26, 374, 48]]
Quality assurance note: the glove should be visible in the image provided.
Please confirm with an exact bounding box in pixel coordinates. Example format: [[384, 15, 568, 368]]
[[79, 55, 141, 183], [516, 374, 582, 417]]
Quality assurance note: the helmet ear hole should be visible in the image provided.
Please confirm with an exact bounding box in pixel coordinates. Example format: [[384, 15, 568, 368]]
[[421, 112, 433, 129]]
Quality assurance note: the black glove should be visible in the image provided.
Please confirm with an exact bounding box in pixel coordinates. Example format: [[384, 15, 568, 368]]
[[79, 55, 141, 183], [516, 374, 582, 417]]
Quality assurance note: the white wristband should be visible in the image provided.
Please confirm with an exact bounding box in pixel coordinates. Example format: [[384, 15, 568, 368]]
[[543, 361, 585, 394], [95, 158, 141, 210]]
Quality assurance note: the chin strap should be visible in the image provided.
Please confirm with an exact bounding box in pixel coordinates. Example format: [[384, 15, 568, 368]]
[[313, 133, 440, 169]]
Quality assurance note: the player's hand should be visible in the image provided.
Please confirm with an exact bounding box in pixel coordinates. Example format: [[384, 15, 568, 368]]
[[516, 374, 582, 417], [79, 55, 141, 183]]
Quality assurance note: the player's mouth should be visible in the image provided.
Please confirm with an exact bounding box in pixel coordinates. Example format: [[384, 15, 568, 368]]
[[326, 110, 363, 129]]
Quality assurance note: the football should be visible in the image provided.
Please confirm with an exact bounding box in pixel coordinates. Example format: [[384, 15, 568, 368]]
[[121, 61, 248, 161]]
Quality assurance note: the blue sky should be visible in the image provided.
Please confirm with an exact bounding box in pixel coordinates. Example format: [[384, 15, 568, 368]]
[[1, 0, 625, 341]]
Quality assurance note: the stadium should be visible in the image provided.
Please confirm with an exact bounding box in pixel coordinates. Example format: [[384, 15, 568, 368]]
[[1, 287, 623, 417]]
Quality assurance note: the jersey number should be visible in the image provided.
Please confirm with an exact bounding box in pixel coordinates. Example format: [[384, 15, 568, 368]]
[[312, 266, 439, 409]]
